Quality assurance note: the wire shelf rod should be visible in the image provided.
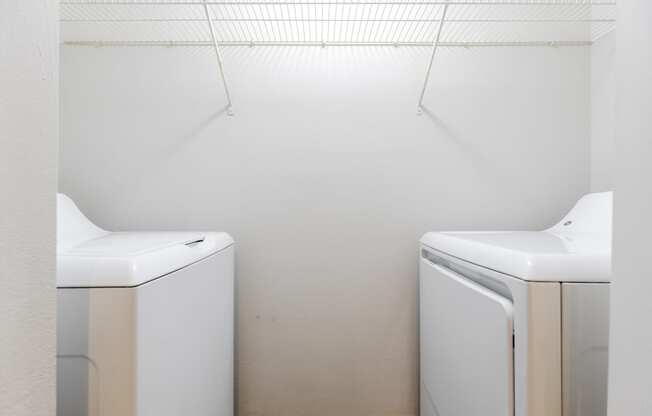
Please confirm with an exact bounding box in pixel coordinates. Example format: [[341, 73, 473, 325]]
[[62, 40, 595, 47], [60, 17, 616, 23], [418, 2, 448, 110], [61, 1, 616, 6], [202, 0, 234, 115]]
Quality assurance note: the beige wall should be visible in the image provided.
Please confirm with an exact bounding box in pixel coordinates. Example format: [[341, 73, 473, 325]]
[[61, 45, 590, 415], [0, 2, 58, 416], [608, 1, 652, 414]]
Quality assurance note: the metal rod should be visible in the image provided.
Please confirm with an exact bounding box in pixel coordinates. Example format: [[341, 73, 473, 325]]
[[61, 17, 616, 23], [61, 1, 617, 6], [418, 3, 448, 110], [202, 0, 234, 115], [63, 40, 593, 47]]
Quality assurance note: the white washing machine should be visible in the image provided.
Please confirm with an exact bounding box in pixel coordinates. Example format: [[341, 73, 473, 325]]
[[56, 194, 234, 416], [419, 192, 611, 416]]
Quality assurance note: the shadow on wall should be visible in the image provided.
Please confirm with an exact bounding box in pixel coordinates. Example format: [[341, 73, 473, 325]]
[[419, 103, 537, 209]]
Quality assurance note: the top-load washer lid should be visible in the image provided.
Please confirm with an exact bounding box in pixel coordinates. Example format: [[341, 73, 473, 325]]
[[56, 194, 234, 288], [421, 192, 613, 283]]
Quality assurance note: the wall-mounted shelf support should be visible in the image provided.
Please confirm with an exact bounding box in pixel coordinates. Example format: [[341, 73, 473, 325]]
[[203, 0, 234, 116], [60, 0, 616, 116], [417, 2, 448, 115]]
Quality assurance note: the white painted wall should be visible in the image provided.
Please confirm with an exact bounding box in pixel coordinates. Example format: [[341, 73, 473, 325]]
[[608, 1, 652, 414], [60, 45, 590, 415], [0, 2, 58, 416], [590, 31, 616, 192]]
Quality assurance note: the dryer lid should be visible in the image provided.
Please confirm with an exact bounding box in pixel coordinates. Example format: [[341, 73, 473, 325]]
[[421, 192, 612, 283], [56, 194, 234, 288]]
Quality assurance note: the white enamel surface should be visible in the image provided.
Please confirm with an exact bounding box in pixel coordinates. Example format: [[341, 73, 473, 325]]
[[57, 193, 234, 287], [137, 248, 234, 416], [421, 248, 563, 416], [57, 249, 235, 416], [420, 192, 612, 282], [420, 260, 514, 416], [57, 193, 108, 252]]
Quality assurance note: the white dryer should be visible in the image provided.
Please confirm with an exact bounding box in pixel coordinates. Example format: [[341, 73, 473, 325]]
[[56, 194, 235, 416], [419, 192, 611, 416]]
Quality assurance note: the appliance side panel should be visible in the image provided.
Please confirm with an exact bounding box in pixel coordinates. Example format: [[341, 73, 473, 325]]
[[90, 288, 137, 416], [136, 248, 235, 416], [57, 289, 90, 416], [58, 287, 137, 416], [527, 282, 562, 416], [562, 283, 610, 416]]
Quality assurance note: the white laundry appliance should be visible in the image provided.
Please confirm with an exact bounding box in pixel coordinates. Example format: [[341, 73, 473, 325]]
[[419, 192, 612, 416], [56, 194, 234, 416]]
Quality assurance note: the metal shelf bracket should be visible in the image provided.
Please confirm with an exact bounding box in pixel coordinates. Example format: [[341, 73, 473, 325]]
[[417, 1, 449, 115], [203, 0, 235, 116]]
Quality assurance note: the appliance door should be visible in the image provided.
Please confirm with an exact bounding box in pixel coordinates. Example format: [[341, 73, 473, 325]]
[[420, 256, 515, 416]]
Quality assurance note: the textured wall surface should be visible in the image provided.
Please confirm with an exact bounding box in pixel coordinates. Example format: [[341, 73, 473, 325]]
[[608, 1, 652, 414], [0, 2, 58, 416], [61, 45, 590, 415], [590, 32, 616, 192]]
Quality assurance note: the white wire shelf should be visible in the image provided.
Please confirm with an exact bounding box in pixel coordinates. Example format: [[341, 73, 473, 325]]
[[61, 0, 616, 47], [60, 0, 617, 115]]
